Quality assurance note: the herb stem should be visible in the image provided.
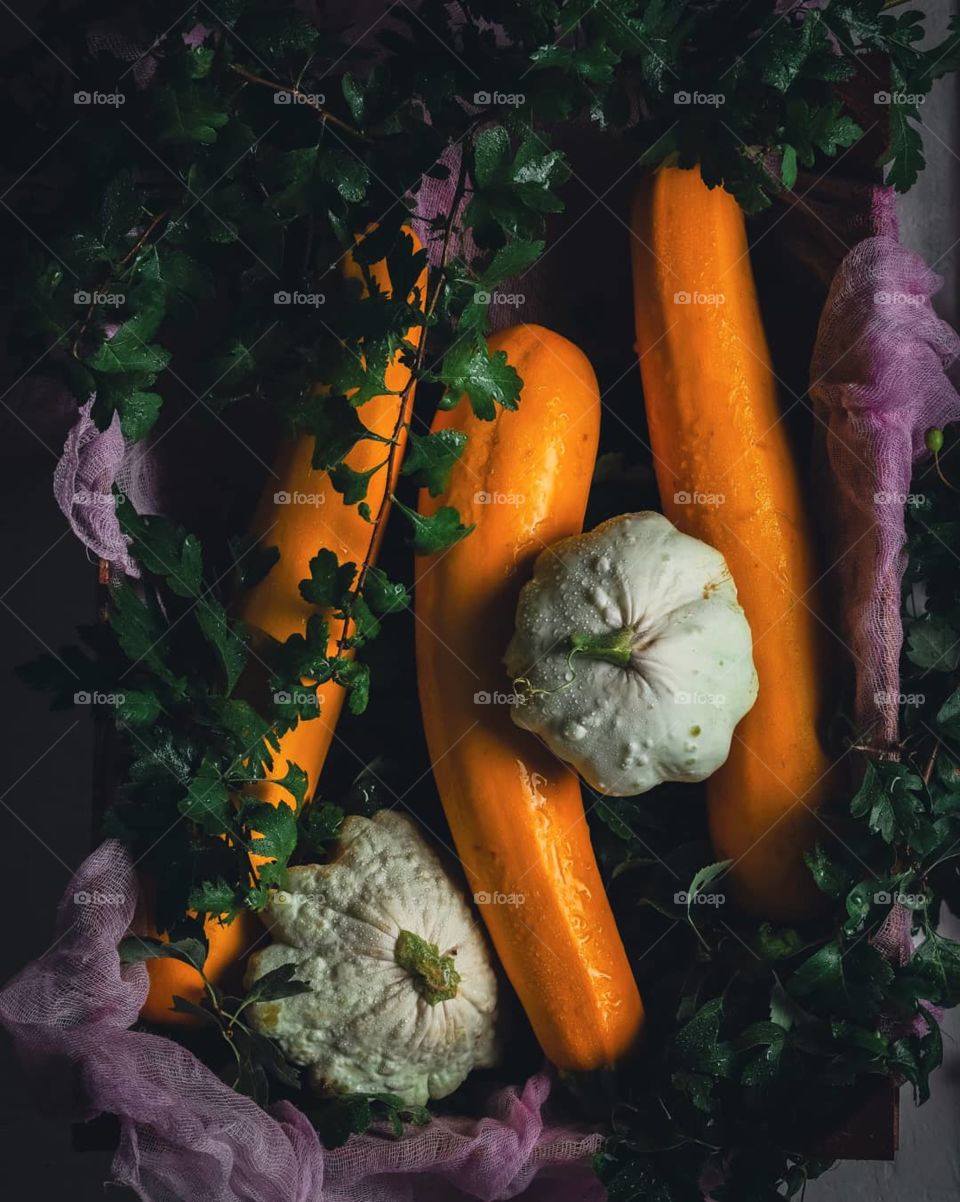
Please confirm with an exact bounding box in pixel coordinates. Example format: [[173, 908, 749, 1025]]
[[228, 64, 369, 141], [71, 207, 171, 358], [933, 450, 960, 494], [331, 142, 470, 659], [923, 738, 940, 785]]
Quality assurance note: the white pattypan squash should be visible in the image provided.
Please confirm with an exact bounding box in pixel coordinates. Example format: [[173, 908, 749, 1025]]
[[244, 810, 500, 1106], [504, 512, 758, 796]]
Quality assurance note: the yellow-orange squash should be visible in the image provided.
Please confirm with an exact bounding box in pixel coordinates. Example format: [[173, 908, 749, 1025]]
[[630, 165, 834, 920], [141, 230, 427, 1023], [415, 323, 645, 1070]]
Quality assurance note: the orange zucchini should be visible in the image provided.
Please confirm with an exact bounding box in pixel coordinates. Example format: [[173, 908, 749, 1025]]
[[141, 230, 427, 1022], [630, 165, 834, 920], [415, 323, 645, 1070]]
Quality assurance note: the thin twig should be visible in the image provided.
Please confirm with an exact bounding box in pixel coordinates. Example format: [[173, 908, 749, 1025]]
[[229, 64, 369, 141], [71, 207, 171, 357], [332, 144, 471, 658], [923, 738, 940, 786], [933, 449, 960, 494], [850, 740, 902, 762]]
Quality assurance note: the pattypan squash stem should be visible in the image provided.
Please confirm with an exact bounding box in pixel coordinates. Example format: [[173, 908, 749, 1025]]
[[568, 626, 635, 669], [394, 929, 461, 1005]]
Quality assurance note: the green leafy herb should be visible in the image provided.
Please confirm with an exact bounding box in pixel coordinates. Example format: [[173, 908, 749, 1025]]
[[300, 802, 345, 852], [299, 550, 357, 609], [119, 935, 207, 971], [437, 340, 522, 421], [393, 498, 474, 555], [244, 962, 312, 1005], [400, 429, 467, 496]]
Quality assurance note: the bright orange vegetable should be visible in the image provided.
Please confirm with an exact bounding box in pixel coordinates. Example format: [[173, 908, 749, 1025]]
[[630, 165, 835, 921], [415, 323, 645, 1070], [138, 906, 259, 1025], [141, 230, 427, 1023]]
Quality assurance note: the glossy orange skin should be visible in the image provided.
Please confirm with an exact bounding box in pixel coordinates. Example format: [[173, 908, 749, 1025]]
[[630, 167, 834, 920], [415, 323, 645, 1070], [141, 232, 426, 1023], [241, 231, 427, 809]]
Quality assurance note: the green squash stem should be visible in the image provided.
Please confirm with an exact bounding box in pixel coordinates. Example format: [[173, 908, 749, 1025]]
[[568, 626, 635, 668], [394, 929, 461, 1005]]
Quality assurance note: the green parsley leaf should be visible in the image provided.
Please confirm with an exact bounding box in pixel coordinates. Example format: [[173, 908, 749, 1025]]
[[400, 429, 467, 496], [883, 104, 926, 193], [674, 998, 734, 1078], [300, 801, 344, 852], [188, 881, 243, 918], [850, 761, 925, 844], [196, 599, 248, 692], [333, 658, 371, 715], [362, 566, 410, 614], [906, 615, 960, 671], [299, 549, 357, 609], [245, 962, 312, 1003], [909, 931, 960, 1006], [115, 689, 162, 726], [804, 842, 849, 897], [117, 390, 163, 440], [118, 934, 207, 971], [329, 460, 382, 505], [240, 799, 299, 885], [274, 761, 310, 808], [154, 84, 229, 145], [392, 498, 474, 555], [179, 757, 233, 836], [477, 238, 544, 288], [300, 395, 387, 471], [438, 340, 522, 420]]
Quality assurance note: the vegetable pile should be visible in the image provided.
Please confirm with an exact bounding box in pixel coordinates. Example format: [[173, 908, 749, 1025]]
[[5, 0, 960, 1196]]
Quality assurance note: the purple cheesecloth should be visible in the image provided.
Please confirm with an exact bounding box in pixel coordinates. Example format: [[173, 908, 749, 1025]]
[[5, 13, 960, 1202], [0, 842, 605, 1202]]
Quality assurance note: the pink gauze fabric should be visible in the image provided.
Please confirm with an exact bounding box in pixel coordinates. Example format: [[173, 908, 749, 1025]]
[[809, 234, 960, 745], [870, 902, 943, 1041], [52, 399, 160, 577], [0, 840, 605, 1202], [87, 23, 159, 89]]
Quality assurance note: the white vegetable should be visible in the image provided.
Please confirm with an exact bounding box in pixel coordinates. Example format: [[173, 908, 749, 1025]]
[[244, 810, 500, 1105], [504, 511, 758, 796]]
